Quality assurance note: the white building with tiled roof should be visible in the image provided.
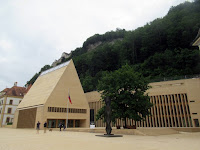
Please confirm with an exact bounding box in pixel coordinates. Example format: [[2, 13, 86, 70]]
[[0, 82, 28, 127]]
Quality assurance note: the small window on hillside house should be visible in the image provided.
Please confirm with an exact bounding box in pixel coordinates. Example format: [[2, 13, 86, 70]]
[[9, 100, 13, 105], [7, 108, 12, 114], [6, 117, 10, 123]]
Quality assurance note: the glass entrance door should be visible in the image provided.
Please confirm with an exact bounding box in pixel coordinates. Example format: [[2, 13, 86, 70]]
[[68, 120, 73, 128], [48, 119, 56, 128], [75, 120, 80, 127]]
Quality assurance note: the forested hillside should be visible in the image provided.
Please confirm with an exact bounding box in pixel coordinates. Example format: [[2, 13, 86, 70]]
[[27, 0, 200, 92]]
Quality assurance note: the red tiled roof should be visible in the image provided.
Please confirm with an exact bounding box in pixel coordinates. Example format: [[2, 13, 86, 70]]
[[3, 86, 27, 97], [2, 88, 10, 92]]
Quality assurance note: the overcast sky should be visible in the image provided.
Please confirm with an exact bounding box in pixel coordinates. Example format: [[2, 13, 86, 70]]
[[0, 0, 192, 90]]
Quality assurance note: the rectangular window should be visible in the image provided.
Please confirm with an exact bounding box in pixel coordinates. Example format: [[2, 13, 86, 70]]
[[190, 100, 195, 102], [9, 100, 13, 105], [7, 108, 12, 114], [192, 113, 197, 115], [6, 117, 10, 123], [68, 120, 73, 128]]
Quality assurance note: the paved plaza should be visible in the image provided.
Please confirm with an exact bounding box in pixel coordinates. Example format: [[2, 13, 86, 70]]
[[0, 128, 200, 150]]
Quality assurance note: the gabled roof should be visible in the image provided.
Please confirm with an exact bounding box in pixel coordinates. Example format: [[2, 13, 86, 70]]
[[17, 59, 89, 110], [18, 61, 70, 109], [2, 88, 10, 92]]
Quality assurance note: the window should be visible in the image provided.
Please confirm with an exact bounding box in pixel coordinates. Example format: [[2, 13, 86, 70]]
[[190, 100, 195, 102], [9, 100, 13, 105], [90, 109, 94, 122], [47, 107, 86, 114], [6, 117, 10, 123], [7, 108, 12, 114], [194, 119, 199, 127]]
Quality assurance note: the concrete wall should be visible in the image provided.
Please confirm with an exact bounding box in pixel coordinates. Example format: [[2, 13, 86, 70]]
[[12, 110, 19, 128], [185, 78, 200, 127]]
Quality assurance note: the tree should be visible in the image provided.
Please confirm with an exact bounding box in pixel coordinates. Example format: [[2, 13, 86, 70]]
[[96, 64, 153, 127]]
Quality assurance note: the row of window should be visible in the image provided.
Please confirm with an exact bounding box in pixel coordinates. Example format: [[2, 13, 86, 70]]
[[48, 107, 87, 113], [0, 108, 12, 114], [0, 100, 21, 105]]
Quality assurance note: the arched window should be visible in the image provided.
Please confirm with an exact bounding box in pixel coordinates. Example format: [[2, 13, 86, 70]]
[[6, 117, 10, 123]]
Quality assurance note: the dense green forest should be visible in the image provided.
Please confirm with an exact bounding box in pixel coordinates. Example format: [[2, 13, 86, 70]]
[[27, 0, 200, 92]]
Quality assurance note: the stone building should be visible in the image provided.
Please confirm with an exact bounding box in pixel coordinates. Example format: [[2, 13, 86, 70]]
[[13, 60, 90, 129], [86, 77, 200, 128]]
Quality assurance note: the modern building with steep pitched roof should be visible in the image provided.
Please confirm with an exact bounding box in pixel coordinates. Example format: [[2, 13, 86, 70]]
[[13, 60, 90, 129], [0, 83, 28, 127]]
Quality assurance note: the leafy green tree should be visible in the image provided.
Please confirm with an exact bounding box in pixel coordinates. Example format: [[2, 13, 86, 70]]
[[80, 71, 95, 92], [96, 64, 153, 127]]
